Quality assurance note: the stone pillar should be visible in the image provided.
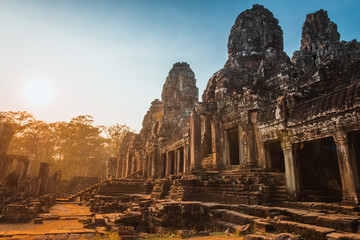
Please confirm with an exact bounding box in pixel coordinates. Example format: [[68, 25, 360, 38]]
[[150, 153, 155, 178], [281, 138, 300, 201], [154, 149, 160, 178], [184, 144, 190, 172], [143, 157, 148, 179], [15, 159, 24, 179], [247, 110, 259, 167], [181, 147, 185, 173], [258, 139, 267, 169], [333, 132, 360, 205], [159, 153, 166, 178], [125, 153, 132, 177], [147, 155, 152, 178], [117, 157, 124, 178], [211, 119, 223, 169], [176, 149, 181, 174], [0, 157, 12, 181], [21, 160, 30, 180], [38, 162, 49, 196], [190, 111, 202, 169], [165, 152, 171, 176], [121, 158, 126, 178]]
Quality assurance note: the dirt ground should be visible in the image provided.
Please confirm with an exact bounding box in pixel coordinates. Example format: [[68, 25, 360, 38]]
[[0, 203, 94, 240], [0, 203, 247, 240]]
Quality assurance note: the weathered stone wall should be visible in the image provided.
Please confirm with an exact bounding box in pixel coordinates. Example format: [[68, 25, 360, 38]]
[[116, 62, 198, 179], [115, 4, 360, 206]]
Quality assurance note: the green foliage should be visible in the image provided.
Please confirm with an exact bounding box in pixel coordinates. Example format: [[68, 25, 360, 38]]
[[292, 232, 305, 240], [0, 111, 130, 179]]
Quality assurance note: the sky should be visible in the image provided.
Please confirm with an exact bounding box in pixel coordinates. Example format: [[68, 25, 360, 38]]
[[0, 0, 359, 132]]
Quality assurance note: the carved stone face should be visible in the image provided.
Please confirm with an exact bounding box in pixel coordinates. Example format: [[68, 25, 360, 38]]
[[227, 4, 283, 56]]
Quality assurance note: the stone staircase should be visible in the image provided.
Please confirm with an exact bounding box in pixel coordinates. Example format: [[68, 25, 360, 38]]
[[204, 202, 360, 240], [169, 170, 287, 204], [150, 179, 172, 199], [56, 179, 109, 203]]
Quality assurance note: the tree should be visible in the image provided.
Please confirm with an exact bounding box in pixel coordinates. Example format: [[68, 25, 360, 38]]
[[105, 124, 130, 157], [1, 111, 130, 180]]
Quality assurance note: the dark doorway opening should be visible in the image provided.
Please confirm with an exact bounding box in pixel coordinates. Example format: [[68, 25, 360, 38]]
[[202, 117, 213, 158], [161, 153, 166, 178], [265, 140, 285, 172], [179, 147, 184, 173], [296, 137, 342, 202], [348, 131, 360, 186], [228, 128, 240, 165], [169, 151, 175, 175]]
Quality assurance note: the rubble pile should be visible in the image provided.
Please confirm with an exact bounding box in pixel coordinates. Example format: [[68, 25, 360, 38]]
[[0, 193, 56, 223]]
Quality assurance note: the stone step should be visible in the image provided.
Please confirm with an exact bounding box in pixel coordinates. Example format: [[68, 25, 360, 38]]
[[272, 219, 336, 240], [279, 201, 360, 216], [210, 207, 341, 239], [210, 219, 245, 233], [210, 209, 259, 226], [326, 232, 360, 240], [207, 202, 360, 233], [237, 204, 360, 233]]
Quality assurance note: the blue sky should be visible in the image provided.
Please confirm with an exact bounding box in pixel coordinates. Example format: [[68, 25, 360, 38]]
[[0, 0, 359, 131]]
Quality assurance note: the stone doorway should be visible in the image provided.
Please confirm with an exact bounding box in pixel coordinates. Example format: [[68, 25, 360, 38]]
[[348, 130, 360, 185], [161, 153, 166, 178], [227, 128, 240, 165], [265, 140, 285, 172], [169, 151, 175, 175], [295, 137, 342, 202], [178, 147, 184, 173]]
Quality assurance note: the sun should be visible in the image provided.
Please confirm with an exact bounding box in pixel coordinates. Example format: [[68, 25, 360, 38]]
[[23, 78, 54, 105]]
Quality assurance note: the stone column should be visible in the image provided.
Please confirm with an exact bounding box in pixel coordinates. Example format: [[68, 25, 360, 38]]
[[153, 149, 160, 178], [21, 160, 30, 180], [151, 152, 156, 178], [281, 138, 300, 200], [247, 110, 259, 167], [38, 162, 49, 196], [223, 130, 229, 166], [143, 157, 148, 179], [131, 153, 137, 174], [0, 157, 12, 181], [122, 158, 126, 178], [211, 119, 223, 169], [258, 139, 267, 169], [165, 152, 170, 176], [160, 153, 166, 178], [15, 159, 24, 179], [190, 111, 202, 169], [333, 132, 360, 205], [147, 155, 152, 178], [176, 149, 181, 174], [181, 147, 185, 173], [184, 144, 190, 172], [125, 153, 132, 177]]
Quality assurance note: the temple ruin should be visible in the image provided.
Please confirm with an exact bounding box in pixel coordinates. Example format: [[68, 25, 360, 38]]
[[114, 5, 360, 206], [1, 4, 360, 240]]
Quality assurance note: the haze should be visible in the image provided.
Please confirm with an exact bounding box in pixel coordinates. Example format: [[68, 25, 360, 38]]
[[0, 0, 359, 131]]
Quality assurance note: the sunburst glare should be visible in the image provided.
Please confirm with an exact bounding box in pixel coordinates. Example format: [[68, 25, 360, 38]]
[[23, 78, 54, 105]]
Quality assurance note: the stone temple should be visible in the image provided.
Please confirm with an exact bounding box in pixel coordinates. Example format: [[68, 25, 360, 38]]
[[2, 4, 360, 239], [113, 5, 360, 206]]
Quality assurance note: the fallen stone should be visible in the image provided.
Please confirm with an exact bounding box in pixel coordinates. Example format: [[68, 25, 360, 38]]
[[2, 204, 32, 223], [326, 232, 360, 240], [34, 217, 43, 224]]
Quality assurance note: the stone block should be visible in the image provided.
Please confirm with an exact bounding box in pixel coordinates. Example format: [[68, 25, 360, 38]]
[[2, 204, 32, 223]]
